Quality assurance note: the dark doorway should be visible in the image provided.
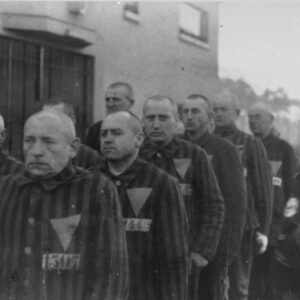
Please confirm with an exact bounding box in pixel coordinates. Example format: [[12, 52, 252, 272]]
[[0, 36, 94, 159]]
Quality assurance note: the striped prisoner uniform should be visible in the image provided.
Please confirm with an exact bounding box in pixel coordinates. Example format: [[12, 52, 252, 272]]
[[214, 125, 273, 235], [249, 132, 298, 300], [92, 157, 189, 300], [214, 124, 273, 300], [0, 149, 24, 177], [0, 163, 129, 300], [72, 144, 101, 169], [140, 136, 225, 262], [181, 130, 247, 300], [261, 133, 298, 243]]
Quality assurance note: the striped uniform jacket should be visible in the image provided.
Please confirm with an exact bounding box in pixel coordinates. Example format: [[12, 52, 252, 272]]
[[92, 157, 189, 300], [140, 136, 225, 262], [0, 163, 128, 300], [0, 149, 24, 177], [181, 130, 247, 260], [261, 133, 298, 244], [214, 124, 273, 235], [72, 144, 101, 169]]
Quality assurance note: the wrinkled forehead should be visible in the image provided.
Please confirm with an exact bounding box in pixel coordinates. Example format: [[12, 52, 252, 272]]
[[105, 86, 130, 100], [183, 98, 208, 110], [24, 115, 69, 140], [144, 99, 176, 115]]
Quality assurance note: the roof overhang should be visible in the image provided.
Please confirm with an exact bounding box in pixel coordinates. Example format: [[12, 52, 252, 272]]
[[1, 12, 96, 47]]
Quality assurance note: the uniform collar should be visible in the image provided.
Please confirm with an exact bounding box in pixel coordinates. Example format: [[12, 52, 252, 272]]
[[214, 123, 239, 138], [98, 157, 145, 187], [182, 130, 210, 147], [141, 135, 179, 159], [16, 162, 76, 191]]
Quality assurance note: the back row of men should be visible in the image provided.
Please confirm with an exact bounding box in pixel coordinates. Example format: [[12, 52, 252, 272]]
[[0, 81, 299, 300]]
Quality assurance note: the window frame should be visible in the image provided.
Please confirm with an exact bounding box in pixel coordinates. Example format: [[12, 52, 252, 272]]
[[179, 3, 210, 49]]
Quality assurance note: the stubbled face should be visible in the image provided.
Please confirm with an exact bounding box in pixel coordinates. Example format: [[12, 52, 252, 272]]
[[143, 99, 177, 145], [248, 108, 272, 137], [105, 86, 132, 114], [24, 116, 75, 177], [182, 98, 210, 132], [101, 114, 142, 162], [213, 97, 238, 127]]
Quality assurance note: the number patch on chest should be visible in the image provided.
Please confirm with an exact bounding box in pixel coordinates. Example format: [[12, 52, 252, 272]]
[[123, 218, 152, 232], [42, 253, 80, 270]]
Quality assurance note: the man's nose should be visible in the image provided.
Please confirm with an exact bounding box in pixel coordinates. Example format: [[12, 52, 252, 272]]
[[187, 111, 193, 119], [153, 118, 160, 128], [30, 141, 44, 156]]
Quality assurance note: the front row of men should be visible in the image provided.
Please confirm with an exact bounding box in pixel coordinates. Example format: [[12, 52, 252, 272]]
[[0, 87, 298, 300]]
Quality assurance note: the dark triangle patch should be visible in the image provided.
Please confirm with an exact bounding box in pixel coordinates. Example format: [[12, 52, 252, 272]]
[[173, 158, 191, 179], [270, 161, 282, 176], [50, 214, 81, 252], [126, 188, 152, 217]]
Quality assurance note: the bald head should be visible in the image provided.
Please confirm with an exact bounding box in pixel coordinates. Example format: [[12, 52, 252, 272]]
[[248, 102, 274, 138], [212, 90, 240, 127], [25, 110, 76, 143], [23, 110, 79, 178], [101, 111, 144, 164]]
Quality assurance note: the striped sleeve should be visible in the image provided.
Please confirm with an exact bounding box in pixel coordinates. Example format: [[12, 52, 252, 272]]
[[91, 178, 129, 300], [192, 150, 225, 261], [217, 143, 247, 259], [156, 175, 189, 300], [249, 137, 273, 235]]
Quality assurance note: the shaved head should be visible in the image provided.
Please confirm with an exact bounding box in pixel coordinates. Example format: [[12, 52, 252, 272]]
[[214, 90, 240, 110], [248, 102, 274, 138], [103, 111, 143, 135], [249, 102, 273, 118], [25, 110, 76, 142]]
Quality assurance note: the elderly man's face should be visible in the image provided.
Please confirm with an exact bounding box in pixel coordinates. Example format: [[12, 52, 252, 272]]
[[213, 97, 238, 127], [248, 109, 273, 138], [24, 116, 75, 177], [105, 86, 132, 115], [143, 99, 177, 145]]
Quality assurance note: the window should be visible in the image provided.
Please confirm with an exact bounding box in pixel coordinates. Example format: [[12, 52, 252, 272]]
[[123, 2, 140, 23], [179, 3, 209, 49]]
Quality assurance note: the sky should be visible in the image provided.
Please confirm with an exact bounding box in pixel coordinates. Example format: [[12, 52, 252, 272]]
[[218, 2, 300, 100]]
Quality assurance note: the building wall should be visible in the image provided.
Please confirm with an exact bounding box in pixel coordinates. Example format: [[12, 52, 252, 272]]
[[0, 1, 219, 122]]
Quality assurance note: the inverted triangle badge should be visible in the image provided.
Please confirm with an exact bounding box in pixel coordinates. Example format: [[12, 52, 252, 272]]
[[173, 158, 191, 179], [50, 214, 81, 251], [126, 188, 152, 217], [270, 161, 282, 176]]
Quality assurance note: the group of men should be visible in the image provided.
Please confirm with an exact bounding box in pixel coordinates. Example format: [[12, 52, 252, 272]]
[[0, 81, 299, 300]]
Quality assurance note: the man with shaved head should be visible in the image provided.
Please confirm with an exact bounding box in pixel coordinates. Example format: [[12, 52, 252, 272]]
[[43, 101, 101, 169], [140, 95, 225, 300], [248, 102, 298, 300], [181, 94, 247, 300], [86, 82, 135, 152], [213, 90, 273, 300], [0, 113, 23, 177], [94, 111, 188, 300], [0, 110, 129, 300]]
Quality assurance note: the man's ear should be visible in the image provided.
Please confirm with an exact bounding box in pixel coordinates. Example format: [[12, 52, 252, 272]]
[[0, 129, 6, 144], [135, 132, 145, 147], [69, 137, 81, 159]]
